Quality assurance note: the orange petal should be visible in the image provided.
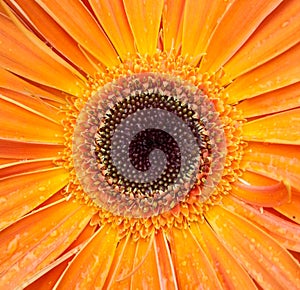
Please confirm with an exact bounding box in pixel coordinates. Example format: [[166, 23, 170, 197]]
[[205, 205, 300, 289], [107, 234, 160, 288], [35, 0, 119, 67], [0, 167, 68, 230], [225, 43, 300, 103], [0, 199, 94, 288], [130, 235, 160, 289], [223, 0, 300, 83], [10, 0, 97, 76], [232, 171, 289, 207], [0, 158, 55, 178], [0, 12, 84, 95], [0, 68, 66, 104], [241, 142, 300, 191], [222, 196, 300, 251], [162, 0, 185, 52], [88, 0, 136, 60], [201, 0, 282, 73], [0, 89, 63, 124], [0, 139, 63, 159], [0, 2, 8, 15], [153, 230, 178, 289], [0, 97, 64, 144], [25, 258, 70, 290], [276, 194, 300, 224], [167, 227, 223, 289], [0, 158, 18, 165], [106, 234, 137, 289], [242, 108, 300, 145], [123, 0, 164, 55], [182, 0, 232, 63], [25, 223, 97, 289], [55, 225, 119, 289], [236, 82, 300, 118], [190, 222, 257, 289], [34, 191, 67, 212]]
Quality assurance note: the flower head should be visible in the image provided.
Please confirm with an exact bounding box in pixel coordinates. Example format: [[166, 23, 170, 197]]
[[0, 0, 299, 289]]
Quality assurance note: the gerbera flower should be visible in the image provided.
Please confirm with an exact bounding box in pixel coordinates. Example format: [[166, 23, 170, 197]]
[[0, 0, 299, 289]]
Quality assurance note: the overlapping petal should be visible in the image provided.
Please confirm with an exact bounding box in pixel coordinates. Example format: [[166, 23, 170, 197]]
[[223, 0, 300, 83], [0, 166, 68, 230], [201, 0, 283, 73], [242, 108, 300, 145], [181, 0, 232, 63], [167, 227, 223, 289], [206, 205, 300, 289], [225, 42, 300, 103], [0, 11, 84, 95], [55, 225, 119, 289], [35, 0, 119, 67], [241, 142, 300, 191], [6, 0, 98, 75], [0, 199, 94, 288], [236, 82, 300, 118], [123, 0, 164, 55], [88, 0, 136, 60]]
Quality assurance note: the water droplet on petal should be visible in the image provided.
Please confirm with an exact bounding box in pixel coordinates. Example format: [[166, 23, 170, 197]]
[[0, 196, 7, 204], [7, 234, 20, 255], [50, 230, 58, 237]]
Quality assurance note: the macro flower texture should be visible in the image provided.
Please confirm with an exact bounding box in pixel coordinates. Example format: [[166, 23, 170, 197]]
[[0, 0, 300, 289]]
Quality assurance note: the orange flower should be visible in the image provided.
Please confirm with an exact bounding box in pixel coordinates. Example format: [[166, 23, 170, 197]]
[[0, 0, 300, 289]]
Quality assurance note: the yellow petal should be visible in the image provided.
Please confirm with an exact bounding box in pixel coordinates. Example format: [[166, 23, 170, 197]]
[[167, 227, 223, 289], [0, 199, 94, 288], [242, 108, 300, 145], [191, 222, 257, 289], [123, 0, 164, 55], [223, 0, 300, 83], [0, 12, 84, 95], [89, 0, 136, 60], [236, 82, 300, 118], [55, 225, 119, 289], [35, 0, 119, 67], [206, 205, 300, 289], [225, 43, 300, 103], [0, 166, 68, 230], [201, 0, 282, 73], [242, 142, 300, 191]]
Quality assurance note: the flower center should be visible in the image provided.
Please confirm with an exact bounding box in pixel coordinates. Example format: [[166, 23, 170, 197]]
[[72, 73, 227, 218]]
